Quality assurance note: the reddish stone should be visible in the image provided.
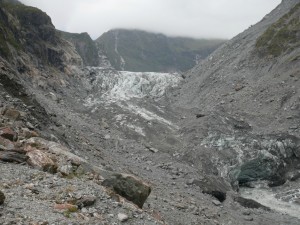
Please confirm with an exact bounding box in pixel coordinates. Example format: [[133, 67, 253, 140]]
[[0, 127, 17, 141], [54, 203, 78, 212], [26, 149, 57, 173]]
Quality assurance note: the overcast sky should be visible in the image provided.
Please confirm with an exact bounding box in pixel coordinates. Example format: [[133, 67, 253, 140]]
[[20, 0, 281, 40]]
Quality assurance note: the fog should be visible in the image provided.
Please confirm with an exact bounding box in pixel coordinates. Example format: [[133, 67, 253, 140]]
[[20, 0, 281, 39]]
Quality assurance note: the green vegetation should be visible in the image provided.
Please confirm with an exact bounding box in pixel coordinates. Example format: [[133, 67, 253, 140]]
[[2, 1, 50, 26], [256, 3, 300, 57], [60, 31, 99, 66], [0, 1, 50, 59], [96, 29, 225, 72], [0, 3, 21, 58]]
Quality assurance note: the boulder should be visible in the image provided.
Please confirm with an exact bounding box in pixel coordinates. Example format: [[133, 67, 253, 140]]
[[102, 173, 151, 208], [192, 175, 230, 202], [3, 108, 21, 121], [118, 213, 129, 222], [0, 190, 5, 205], [24, 137, 99, 175], [0, 136, 15, 150], [75, 196, 96, 209], [0, 150, 28, 163], [26, 149, 57, 173], [20, 128, 39, 139], [0, 127, 17, 141]]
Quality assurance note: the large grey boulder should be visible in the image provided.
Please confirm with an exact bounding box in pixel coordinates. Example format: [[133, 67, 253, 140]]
[[102, 173, 151, 208]]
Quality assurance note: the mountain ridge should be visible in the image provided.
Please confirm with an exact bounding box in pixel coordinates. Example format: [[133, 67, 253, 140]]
[[95, 28, 226, 72]]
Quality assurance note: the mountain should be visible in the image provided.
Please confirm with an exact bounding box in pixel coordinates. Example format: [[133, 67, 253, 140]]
[[96, 29, 225, 72]]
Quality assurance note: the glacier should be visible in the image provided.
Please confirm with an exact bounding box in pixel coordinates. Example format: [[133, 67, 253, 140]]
[[82, 67, 182, 135]]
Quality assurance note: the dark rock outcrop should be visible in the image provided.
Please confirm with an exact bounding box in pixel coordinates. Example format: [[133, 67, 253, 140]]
[[0, 190, 5, 205], [0, 150, 28, 163], [234, 196, 270, 211]]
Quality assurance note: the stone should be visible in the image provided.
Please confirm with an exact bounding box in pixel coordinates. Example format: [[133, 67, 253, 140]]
[[196, 113, 205, 118], [149, 147, 158, 153], [25, 137, 88, 167], [54, 203, 78, 212], [0, 136, 15, 150], [58, 164, 74, 176], [192, 175, 230, 202], [234, 84, 245, 92], [244, 217, 254, 221], [102, 173, 151, 208], [0, 151, 28, 163], [0, 127, 17, 141], [0, 190, 5, 205], [26, 122, 35, 130], [212, 200, 221, 206], [3, 108, 21, 121], [186, 178, 195, 185], [100, 118, 109, 129], [76, 196, 96, 209], [118, 213, 129, 222], [26, 149, 58, 173], [21, 128, 39, 139]]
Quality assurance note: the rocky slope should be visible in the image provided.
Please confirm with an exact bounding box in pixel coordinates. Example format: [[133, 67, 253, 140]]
[[1, 0, 300, 224], [96, 29, 225, 72], [172, 0, 300, 217]]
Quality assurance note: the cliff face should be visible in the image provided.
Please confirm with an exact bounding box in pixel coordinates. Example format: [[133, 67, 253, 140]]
[[96, 29, 225, 72], [59, 31, 100, 67], [0, 0, 82, 74]]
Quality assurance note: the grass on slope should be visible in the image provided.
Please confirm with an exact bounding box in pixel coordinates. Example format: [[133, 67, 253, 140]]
[[256, 3, 300, 57]]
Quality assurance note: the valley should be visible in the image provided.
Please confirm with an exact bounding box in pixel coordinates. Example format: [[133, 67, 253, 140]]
[[0, 0, 300, 224]]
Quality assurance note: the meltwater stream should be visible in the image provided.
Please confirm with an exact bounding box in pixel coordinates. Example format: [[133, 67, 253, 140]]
[[240, 187, 300, 219]]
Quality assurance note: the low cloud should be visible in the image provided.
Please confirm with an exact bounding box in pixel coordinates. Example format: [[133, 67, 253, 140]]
[[20, 0, 281, 39]]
